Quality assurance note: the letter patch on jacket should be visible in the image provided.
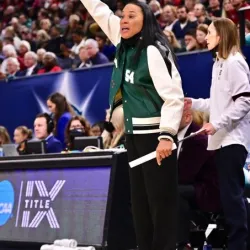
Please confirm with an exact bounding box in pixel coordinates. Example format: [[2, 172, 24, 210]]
[[125, 70, 134, 84]]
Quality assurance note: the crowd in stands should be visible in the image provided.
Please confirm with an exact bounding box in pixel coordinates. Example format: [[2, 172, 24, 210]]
[[0, 0, 248, 80], [0, 92, 125, 154]]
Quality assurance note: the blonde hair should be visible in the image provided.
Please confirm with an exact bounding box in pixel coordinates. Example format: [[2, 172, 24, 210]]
[[16, 126, 33, 139], [149, 0, 161, 9], [164, 30, 181, 49], [40, 19, 51, 30], [102, 105, 125, 149], [197, 23, 208, 34], [0, 126, 11, 146], [6, 57, 20, 71], [192, 110, 209, 126], [37, 30, 51, 42], [163, 5, 177, 19], [213, 18, 240, 59]]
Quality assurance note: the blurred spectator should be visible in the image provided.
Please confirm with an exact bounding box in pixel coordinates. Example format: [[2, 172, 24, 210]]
[[194, 3, 212, 25], [149, 0, 162, 24], [34, 113, 63, 154], [38, 52, 62, 74], [91, 121, 105, 137], [95, 31, 116, 61], [64, 14, 82, 46], [37, 48, 46, 68], [65, 115, 92, 150], [40, 18, 52, 32], [149, 0, 162, 15], [47, 25, 64, 56], [102, 105, 125, 149], [20, 27, 37, 52], [227, 0, 250, 24], [71, 28, 85, 57], [3, 6, 15, 28], [47, 92, 75, 146], [58, 44, 76, 69], [85, 39, 109, 65], [115, 9, 123, 18], [172, 6, 197, 46], [3, 36, 14, 47], [208, 0, 222, 18], [116, 0, 125, 10], [245, 20, 250, 45], [222, 0, 234, 17], [0, 40, 4, 63], [0, 44, 16, 74], [162, 5, 178, 31], [163, 0, 182, 6], [36, 29, 51, 49], [18, 40, 31, 70], [164, 30, 183, 53], [19, 13, 32, 29], [77, 46, 91, 68], [6, 57, 22, 79], [0, 126, 11, 146], [184, 29, 198, 51], [14, 126, 33, 155], [185, 0, 196, 12], [59, 2, 74, 29], [37, 9, 50, 21], [2, 26, 21, 49], [9, 17, 21, 36], [196, 24, 208, 49], [20, 51, 39, 77]]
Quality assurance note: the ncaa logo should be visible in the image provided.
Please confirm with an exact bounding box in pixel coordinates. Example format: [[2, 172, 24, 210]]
[[0, 180, 14, 226]]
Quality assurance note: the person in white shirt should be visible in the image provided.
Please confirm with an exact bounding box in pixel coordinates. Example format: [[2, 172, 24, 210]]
[[23, 51, 39, 76], [78, 46, 91, 68], [185, 18, 250, 250], [71, 28, 85, 57]]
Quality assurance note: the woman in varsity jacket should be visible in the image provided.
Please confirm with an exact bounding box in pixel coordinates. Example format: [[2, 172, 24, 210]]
[[79, 1, 184, 249], [186, 18, 250, 250]]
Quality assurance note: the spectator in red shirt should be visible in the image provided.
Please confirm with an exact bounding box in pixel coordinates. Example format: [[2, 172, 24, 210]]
[[38, 52, 62, 74], [227, 0, 250, 24]]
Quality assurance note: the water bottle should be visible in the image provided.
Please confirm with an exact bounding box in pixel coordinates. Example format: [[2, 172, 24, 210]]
[[203, 241, 212, 250]]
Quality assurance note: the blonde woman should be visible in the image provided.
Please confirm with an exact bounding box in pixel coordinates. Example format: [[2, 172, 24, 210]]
[[36, 30, 51, 49], [192, 110, 209, 127], [102, 105, 125, 149], [164, 30, 182, 53], [196, 24, 208, 49], [0, 126, 11, 146]]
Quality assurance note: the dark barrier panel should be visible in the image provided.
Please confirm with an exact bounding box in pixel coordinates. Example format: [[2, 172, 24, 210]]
[[0, 152, 136, 249]]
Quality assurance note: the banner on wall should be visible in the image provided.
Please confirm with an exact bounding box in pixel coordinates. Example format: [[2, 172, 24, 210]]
[[0, 50, 221, 137], [0, 165, 112, 245], [0, 64, 113, 137]]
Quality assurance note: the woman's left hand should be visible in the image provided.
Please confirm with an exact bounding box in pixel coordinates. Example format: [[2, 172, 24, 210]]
[[202, 123, 216, 135], [156, 139, 173, 166]]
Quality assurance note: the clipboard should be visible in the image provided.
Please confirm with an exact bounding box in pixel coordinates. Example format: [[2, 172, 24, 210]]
[[129, 128, 205, 168]]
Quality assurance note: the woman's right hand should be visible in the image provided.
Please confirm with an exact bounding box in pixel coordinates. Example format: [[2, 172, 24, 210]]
[[184, 98, 192, 111]]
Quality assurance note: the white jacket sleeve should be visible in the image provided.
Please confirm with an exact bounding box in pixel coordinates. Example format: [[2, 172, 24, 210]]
[[147, 45, 184, 137], [80, 0, 121, 46], [191, 98, 210, 113], [212, 59, 250, 131]]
